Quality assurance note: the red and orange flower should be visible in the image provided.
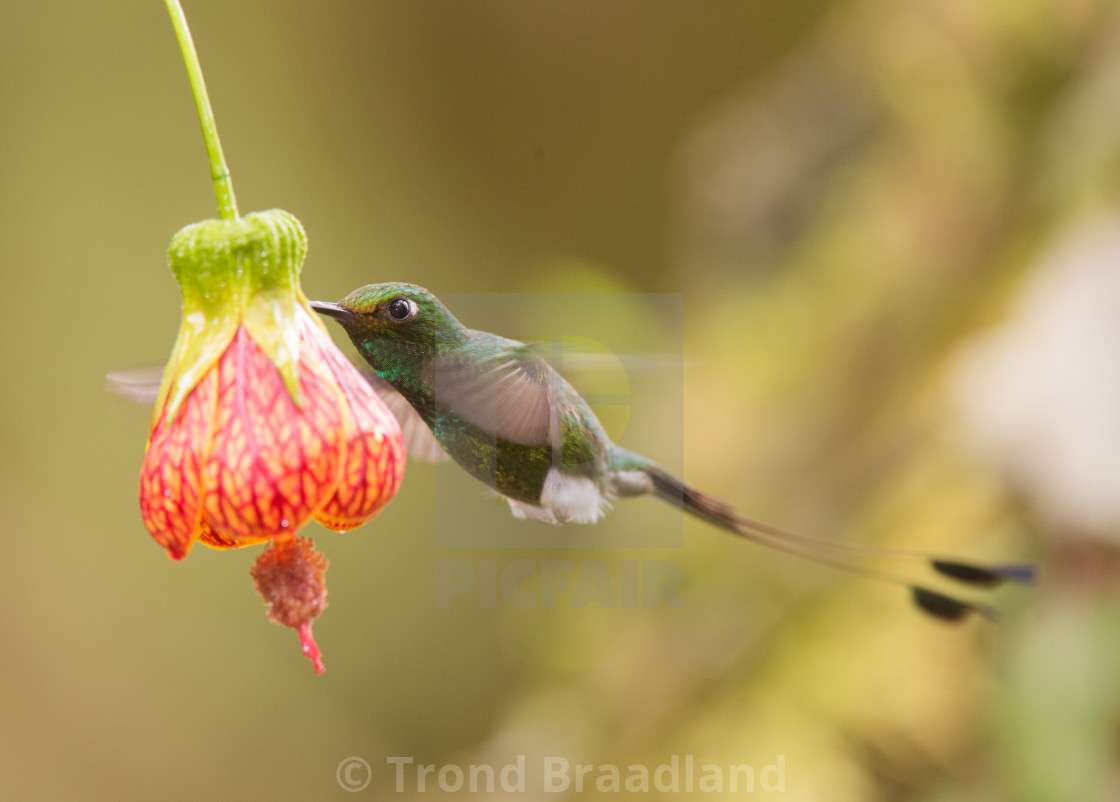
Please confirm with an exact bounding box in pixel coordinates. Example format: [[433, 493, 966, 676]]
[[139, 209, 404, 672]]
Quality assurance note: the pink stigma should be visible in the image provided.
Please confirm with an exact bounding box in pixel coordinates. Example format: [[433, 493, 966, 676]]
[[298, 622, 325, 675]]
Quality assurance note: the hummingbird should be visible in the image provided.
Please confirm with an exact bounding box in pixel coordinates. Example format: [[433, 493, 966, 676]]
[[308, 282, 1035, 622]]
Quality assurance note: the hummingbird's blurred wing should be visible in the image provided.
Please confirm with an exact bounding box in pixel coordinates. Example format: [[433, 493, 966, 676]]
[[105, 364, 166, 404], [432, 338, 575, 450], [360, 372, 449, 462], [106, 364, 449, 463]]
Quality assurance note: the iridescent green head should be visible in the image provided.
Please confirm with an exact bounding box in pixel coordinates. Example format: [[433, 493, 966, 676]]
[[310, 282, 467, 357]]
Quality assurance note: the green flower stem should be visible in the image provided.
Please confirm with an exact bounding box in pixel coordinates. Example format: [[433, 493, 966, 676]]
[[164, 0, 239, 220]]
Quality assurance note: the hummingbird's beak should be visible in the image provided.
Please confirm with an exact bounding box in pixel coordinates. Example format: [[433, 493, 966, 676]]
[[308, 300, 354, 321]]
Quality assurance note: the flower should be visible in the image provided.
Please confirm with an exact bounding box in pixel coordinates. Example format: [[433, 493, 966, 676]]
[[138, 210, 403, 672], [140, 210, 404, 560]]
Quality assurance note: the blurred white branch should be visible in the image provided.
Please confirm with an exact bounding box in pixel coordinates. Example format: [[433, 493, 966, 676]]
[[951, 216, 1120, 539]]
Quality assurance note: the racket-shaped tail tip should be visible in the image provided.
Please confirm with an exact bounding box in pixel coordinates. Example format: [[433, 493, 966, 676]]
[[911, 587, 999, 623], [931, 560, 1037, 588]]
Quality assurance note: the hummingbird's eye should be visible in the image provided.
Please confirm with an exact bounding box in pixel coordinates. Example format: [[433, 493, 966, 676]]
[[386, 297, 415, 321]]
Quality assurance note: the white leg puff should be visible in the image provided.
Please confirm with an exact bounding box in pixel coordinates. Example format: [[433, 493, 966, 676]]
[[506, 469, 610, 525]]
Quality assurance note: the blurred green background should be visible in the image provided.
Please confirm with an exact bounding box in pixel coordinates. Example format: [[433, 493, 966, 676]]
[[2, 1, 1117, 799]]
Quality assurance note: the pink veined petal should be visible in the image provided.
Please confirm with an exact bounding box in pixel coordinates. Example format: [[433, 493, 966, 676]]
[[139, 368, 219, 560], [200, 325, 343, 545], [304, 310, 405, 531]]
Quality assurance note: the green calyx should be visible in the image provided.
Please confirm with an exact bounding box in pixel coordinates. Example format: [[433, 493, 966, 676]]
[[155, 208, 316, 422]]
